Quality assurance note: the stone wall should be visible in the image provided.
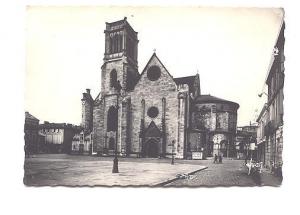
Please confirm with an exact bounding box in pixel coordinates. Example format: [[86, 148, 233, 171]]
[[93, 99, 105, 152], [191, 102, 238, 157], [81, 89, 93, 133], [192, 103, 237, 132], [129, 54, 182, 157]]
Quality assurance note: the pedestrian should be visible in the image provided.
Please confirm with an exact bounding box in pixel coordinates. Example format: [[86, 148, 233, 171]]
[[218, 154, 222, 163], [214, 154, 218, 163]]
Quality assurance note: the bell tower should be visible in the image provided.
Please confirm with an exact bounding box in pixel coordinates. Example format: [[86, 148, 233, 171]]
[[101, 17, 139, 95]]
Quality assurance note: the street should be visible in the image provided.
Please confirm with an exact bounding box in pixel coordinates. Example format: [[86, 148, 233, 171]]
[[24, 154, 281, 187], [166, 158, 282, 187]]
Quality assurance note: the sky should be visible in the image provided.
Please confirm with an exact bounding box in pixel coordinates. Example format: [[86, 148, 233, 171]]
[[25, 6, 284, 126]]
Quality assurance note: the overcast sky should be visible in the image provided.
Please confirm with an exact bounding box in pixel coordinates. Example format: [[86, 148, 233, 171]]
[[25, 6, 283, 126]]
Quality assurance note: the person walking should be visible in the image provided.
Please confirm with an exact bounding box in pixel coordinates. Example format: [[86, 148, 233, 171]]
[[214, 154, 218, 163], [218, 154, 223, 163]]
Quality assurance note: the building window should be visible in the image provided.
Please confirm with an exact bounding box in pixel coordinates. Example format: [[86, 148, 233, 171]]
[[110, 33, 123, 54], [141, 99, 145, 118], [211, 105, 216, 113], [110, 69, 117, 88], [107, 106, 118, 132], [147, 66, 161, 81], [147, 106, 159, 118]]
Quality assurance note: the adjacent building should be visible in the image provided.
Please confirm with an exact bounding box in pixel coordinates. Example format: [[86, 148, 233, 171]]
[[71, 128, 93, 155], [256, 21, 284, 172], [80, 17, 239, 159], [235, 124, 258, 160], [190, 95, 239, 159], [24, 112, 40, 155], [39, 122, 78, 154]]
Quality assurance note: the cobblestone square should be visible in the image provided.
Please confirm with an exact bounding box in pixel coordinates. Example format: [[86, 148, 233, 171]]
[[24, 154, 281, 187], [24, 154, 207, 186]]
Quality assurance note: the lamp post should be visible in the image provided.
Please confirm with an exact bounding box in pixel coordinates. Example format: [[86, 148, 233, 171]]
[[171, 140, 175, 165], [104, 134, 108, 154], [112, 81, 122, 173]]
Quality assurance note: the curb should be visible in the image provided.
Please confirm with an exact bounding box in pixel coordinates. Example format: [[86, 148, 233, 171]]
[[154, 166, 208, 187]]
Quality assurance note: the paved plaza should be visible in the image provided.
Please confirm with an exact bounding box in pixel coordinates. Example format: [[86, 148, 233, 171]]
[[24, 154, 282, 187], [24, 154, 206, 186]]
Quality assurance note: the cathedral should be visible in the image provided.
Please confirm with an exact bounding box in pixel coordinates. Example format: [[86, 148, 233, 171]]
[[79, 17, 239, 159]]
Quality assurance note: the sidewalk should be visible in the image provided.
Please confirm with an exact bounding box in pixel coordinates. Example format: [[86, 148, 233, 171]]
[[259, 168, 282, 186]]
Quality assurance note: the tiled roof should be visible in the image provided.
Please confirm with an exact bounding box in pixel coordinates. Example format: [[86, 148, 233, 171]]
[[39, 122, 77, 129], [194, 94, 239, 108], [25, 111, 39, 121]]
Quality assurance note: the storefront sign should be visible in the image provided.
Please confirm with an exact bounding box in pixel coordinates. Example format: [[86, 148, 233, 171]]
[[192, 152, 202, 159]]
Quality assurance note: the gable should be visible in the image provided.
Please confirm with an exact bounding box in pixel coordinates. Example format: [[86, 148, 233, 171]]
[[134, 53, 177, 91]]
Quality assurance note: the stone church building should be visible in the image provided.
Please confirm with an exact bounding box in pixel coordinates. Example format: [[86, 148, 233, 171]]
[[81, 17, 239, 159]]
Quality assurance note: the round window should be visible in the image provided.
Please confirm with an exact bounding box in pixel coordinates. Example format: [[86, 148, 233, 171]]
[[147, 65, 161, 81], [147, 106, 159, 118]]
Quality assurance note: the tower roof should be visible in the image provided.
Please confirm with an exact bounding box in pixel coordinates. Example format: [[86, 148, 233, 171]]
[[105, 17, 137, 35]]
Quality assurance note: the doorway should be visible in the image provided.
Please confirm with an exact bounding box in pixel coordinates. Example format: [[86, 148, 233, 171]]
[[146, 139, 158, 158]]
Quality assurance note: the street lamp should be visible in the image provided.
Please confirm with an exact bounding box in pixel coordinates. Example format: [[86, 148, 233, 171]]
[[171, 140, 175, 165], [112, 80, 122, 173], [104, 134, 108, 154]]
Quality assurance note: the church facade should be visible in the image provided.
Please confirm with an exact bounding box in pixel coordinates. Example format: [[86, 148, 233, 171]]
[[81, 17, 239, 159]]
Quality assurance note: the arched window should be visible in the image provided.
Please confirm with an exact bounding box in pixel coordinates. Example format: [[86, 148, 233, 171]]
[[141, 99, 145, 119], [147, 106, 159, 118], [107, 106, 118, 132], [147, 66, 161, 81], [114, 35, 118, 53], [110, 69, 117, 88], [108, 137, 115, 150], [118, 34, 123, 51], [109, 36, 114, 53]]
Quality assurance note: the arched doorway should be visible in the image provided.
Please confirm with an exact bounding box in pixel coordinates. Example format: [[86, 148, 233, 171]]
[[220, 140, 228, 157], [143, 121, 161, 158], [146, 139, 158, 158]]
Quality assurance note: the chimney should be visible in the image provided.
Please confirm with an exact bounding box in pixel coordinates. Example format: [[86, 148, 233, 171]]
[[86, 89, 91, 94]]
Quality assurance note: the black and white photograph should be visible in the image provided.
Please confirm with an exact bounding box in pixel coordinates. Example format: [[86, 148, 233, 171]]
[[23, 6, 285, 187], [3, 1, 300, 215]]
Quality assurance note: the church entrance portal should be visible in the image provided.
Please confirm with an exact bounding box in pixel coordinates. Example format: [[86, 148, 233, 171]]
[[143, 121, 161, 158], [146, 139, 158, 158]]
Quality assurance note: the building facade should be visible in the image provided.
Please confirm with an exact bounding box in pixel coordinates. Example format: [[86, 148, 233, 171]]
[[235, 124, 258, 160], [24, 112, 40, 155], [71, 129, 93, 155], [190, 95, 239, 159], [39, 122, 77, 154], [256, 21, 284, 172], [82, 17, 239, 159]]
